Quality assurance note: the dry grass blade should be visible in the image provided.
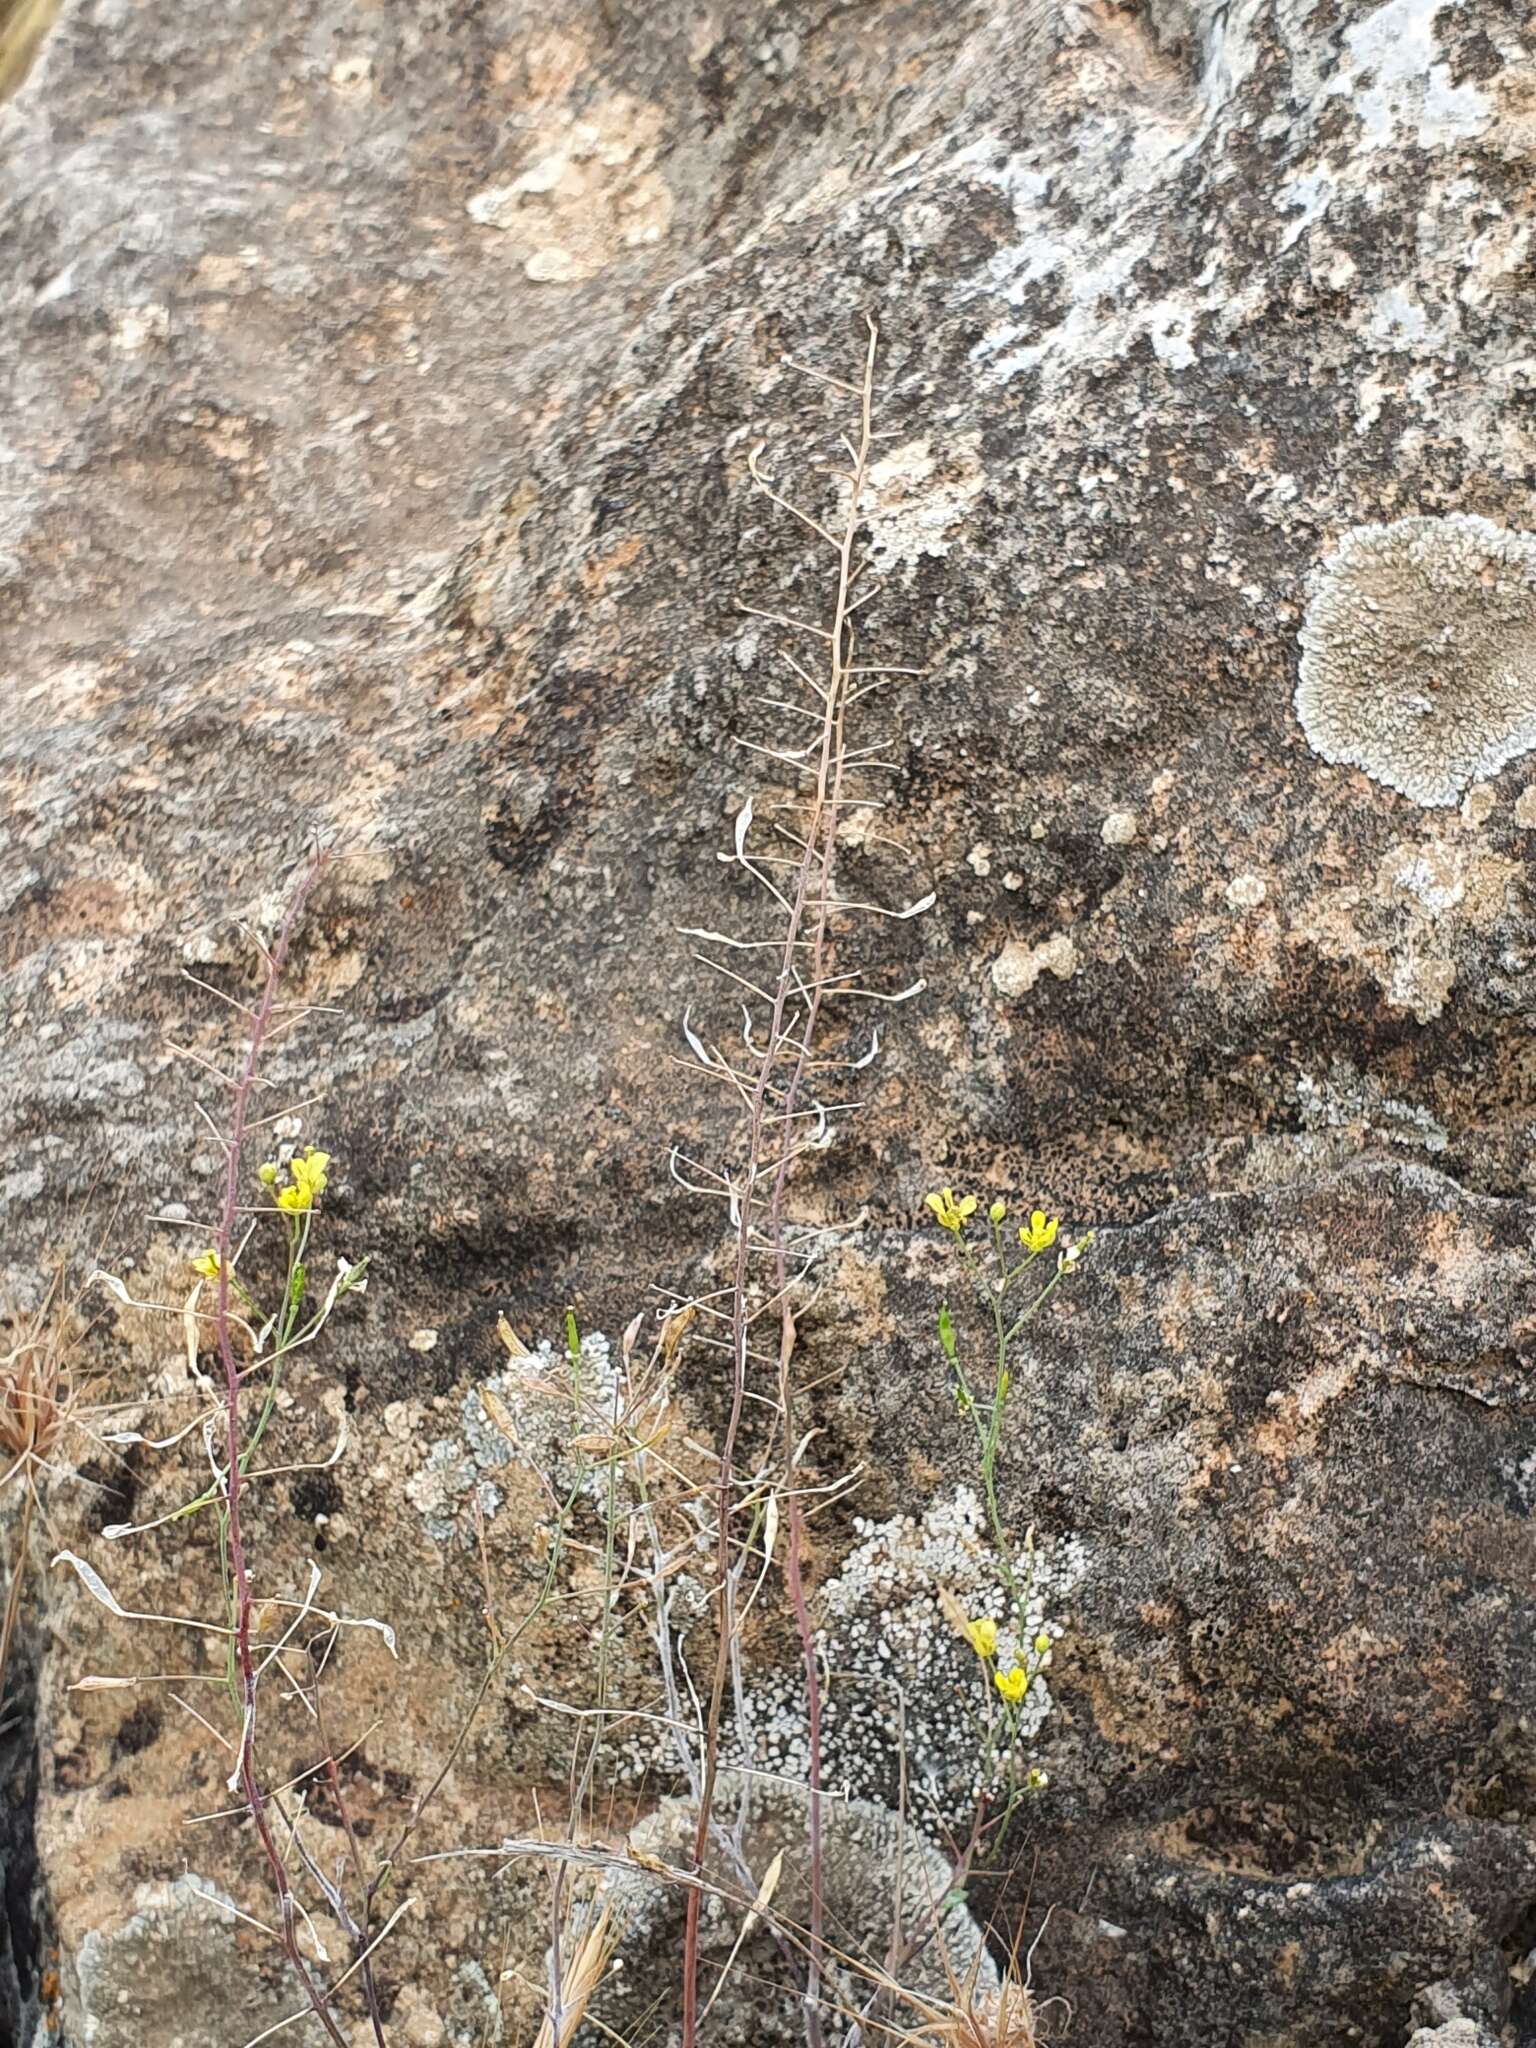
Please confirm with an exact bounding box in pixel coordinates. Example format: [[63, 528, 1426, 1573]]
[[0, 0, 60, 99], [534, 1901, 621, 2048]]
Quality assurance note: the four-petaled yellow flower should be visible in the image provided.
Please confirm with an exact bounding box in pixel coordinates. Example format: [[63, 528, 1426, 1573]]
[[963, 1615, 998, 1660], [1018, 1210, 1059, 1255], [926, 1188, 978, 1234], [994, 1664, 1030, 1706], [191, 1249, 222, 1279], [276, 1147, 332, 1214]]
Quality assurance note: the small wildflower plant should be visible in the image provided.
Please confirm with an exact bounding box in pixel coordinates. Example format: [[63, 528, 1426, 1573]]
[[59, 859, 420, 2047], [166, 1144, 366, 1558], [927, 1188, 1091, 1816], [81, 1143, 372, 1691]]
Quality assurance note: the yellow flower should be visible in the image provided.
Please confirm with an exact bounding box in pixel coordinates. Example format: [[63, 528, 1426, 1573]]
[[926, 1188, 978, 1234], [963, 1616, 998, 1660], [298, 1146, 331, 1186], [276, 1147, 332, 1214], [1018, 1210, 1059, 1255], [190, 1249, 222, 1279], [994, 1664, 1029, 1706]]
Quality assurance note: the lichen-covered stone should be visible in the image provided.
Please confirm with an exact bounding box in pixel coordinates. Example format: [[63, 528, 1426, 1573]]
[[72, 1875, 328, 2048], [5, 2, 1536, 2045], [1296, 514, 1536, 807], [583, 1773, 1001, 2045]]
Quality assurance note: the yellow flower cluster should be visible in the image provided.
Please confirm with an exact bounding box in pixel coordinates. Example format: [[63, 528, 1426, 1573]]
[[270, 1147, 332, 1215], [990, 1634, 1054, 1708], [994, 1664, 1029, 1706], [1018, 1210, 1059, 1255], [963, 1615, 997, 1659], [924, 1189, 1061, 1252]]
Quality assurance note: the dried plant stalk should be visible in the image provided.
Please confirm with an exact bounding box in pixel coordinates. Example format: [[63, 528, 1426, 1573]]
[[678, 317, 931, 2048]]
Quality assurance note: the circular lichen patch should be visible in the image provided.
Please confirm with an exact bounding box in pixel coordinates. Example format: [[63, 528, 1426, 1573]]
[[1295, 512, 1536, 807]]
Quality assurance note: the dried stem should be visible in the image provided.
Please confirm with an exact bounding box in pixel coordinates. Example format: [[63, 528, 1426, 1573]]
[[313, 1664, 390, 2048], [210, 850, 349, 2048], [681, 318, 884, 2048]]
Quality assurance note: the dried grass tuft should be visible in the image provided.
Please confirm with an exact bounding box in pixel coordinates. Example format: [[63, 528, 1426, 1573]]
[[534, 1901, 622, 2048], [0, 1267, 74, 1484], [895, 1974, 1039, 2048], [0, 1263, 92, 1707]]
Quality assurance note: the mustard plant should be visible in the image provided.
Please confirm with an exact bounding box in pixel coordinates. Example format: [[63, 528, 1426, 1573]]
[[926, 1189, 1090, 1816]]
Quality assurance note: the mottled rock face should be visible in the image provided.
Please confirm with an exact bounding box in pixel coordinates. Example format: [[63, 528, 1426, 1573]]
[[5, 2, 1536, 2045]]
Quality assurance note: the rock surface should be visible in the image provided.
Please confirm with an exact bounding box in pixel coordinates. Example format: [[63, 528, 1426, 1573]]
[[4, 1, 1536, 2045], [72, 1875, 328, 2048]]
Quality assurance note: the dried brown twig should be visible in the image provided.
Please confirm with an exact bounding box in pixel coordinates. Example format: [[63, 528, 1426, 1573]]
[[675, 317, 932, 2048], [206, 852, 352, 2046]]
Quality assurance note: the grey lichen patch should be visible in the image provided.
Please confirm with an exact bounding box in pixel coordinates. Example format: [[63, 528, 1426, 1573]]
[[1297, 1060, 1449, 1157], [1296, 513, 1536, 807], [620, 1491, 1079, 1827], [1406, 2022, 1499, 2048], [70, 1874, 328, 2048], [465, 91, 673, 283], [580, 1773, 1000, 2045], [864, 432, 986, 569], [404, 1329, 615, 1544], [992, 929, 1078, 997]]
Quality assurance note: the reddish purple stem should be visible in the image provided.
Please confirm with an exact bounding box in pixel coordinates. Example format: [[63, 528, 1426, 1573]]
[[211, 852, 348, 2048]]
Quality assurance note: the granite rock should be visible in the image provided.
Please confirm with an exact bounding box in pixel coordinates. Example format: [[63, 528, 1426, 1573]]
[[3, 1, 1536, 2044]]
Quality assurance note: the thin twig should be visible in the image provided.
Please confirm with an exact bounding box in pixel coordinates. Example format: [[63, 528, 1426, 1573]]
[[210, 850, 349, 2048], [681, 319, 887, 2048]]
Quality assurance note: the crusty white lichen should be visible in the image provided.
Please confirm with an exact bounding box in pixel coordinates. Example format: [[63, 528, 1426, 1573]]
[[1295, 512, 1536, 807], [578, 1772, 1000, 2044], [612, 1487, 1083, 1828], [405, 1328, 617, 1544]]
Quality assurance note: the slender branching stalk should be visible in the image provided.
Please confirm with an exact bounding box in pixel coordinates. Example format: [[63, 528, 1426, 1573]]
[[677, 318, 931, 2048], [206, 851, 351, 2046]]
